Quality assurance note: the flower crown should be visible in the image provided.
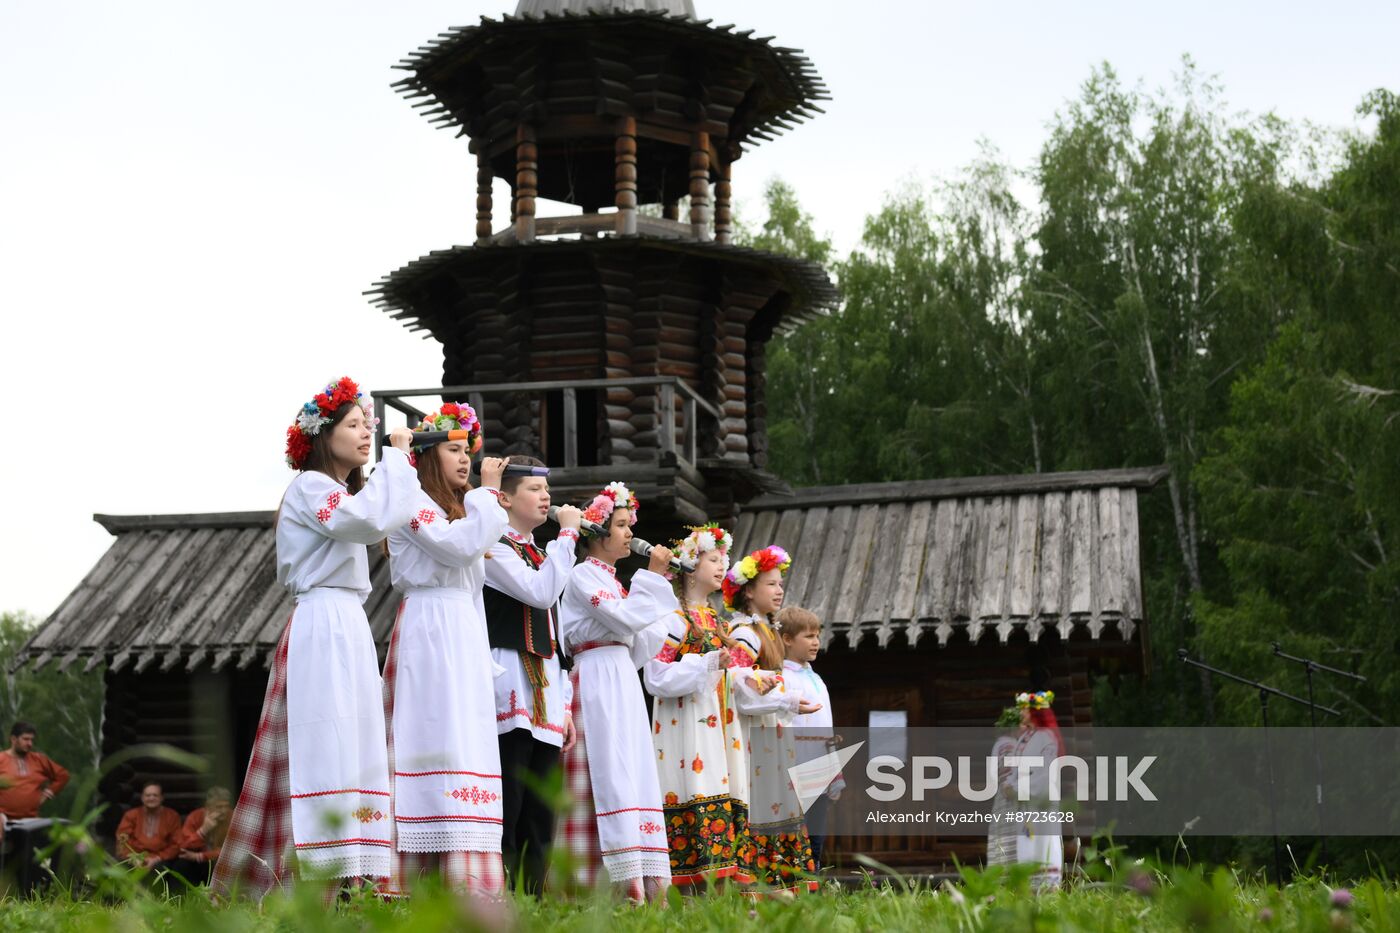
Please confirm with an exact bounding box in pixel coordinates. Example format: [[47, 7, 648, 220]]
[[413, 401, 483, 454], [1015, 690, 1055, 710], [580, 482, 639, 536], [721, 545, 792, 609], [674, 523, 734, 571], [285, 376, 377, 470]]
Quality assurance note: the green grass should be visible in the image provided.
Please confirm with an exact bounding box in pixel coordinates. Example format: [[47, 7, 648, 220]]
[[4, 867, 1398, 932]]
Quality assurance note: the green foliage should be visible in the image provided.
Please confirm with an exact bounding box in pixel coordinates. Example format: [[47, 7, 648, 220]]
[[0, 611, 104, 814], [2, 864, 1398, 931]]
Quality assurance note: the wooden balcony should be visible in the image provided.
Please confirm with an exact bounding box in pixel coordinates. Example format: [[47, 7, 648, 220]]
[[372, 377, 727, 524]]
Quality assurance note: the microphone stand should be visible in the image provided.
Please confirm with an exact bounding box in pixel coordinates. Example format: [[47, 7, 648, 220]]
[[1271, 642, 1365, 870], [1177, 649, 1340, 884]]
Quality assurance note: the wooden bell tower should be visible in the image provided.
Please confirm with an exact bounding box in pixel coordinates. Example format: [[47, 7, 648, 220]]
[[368, 0, 835, 537]]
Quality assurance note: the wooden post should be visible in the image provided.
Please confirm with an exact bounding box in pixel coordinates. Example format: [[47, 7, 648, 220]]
[[614, 116, 637, 236], [562, 387, 579, 468], [689, 130, 711, 241], [659, 382, 676, 458], [683, 395, 697, 463], [515, 124, 537, 244], [476, 150, 493, 245], [714, 157, 732, 244], [662, 200, 679, 221]]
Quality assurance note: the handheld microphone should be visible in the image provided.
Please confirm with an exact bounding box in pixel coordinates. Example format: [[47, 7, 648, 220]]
[[547, 506, 697, 573]]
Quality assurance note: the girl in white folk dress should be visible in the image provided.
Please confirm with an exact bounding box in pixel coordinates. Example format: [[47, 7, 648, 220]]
[[1003, 690, 1065, 891], [553, 483, 679, 904], [723, 546, 823, 895], [381, 403, 511, 900], [643, 524, 751, 891], [215, 377, 421, 900]]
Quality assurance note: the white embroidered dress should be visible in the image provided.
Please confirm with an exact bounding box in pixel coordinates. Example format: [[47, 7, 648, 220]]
[[557, 557, 678, 883], [385, 485, 509, 857], [1004, 727, 1064, 889], [276, 446, 420, 879], [484, 527, 577, 744], [727, 619, 802, 827]]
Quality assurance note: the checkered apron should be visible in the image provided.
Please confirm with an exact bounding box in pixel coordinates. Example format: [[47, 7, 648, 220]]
[[211, 615, 295, 899], [382, 598, 505, 899], [551, 650, 669, 903]]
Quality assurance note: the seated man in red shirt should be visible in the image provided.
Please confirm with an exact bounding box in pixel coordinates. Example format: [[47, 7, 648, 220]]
[[0, 720, 70, 895], [115, 783, 182, 868], [160, 786, 232, 886]]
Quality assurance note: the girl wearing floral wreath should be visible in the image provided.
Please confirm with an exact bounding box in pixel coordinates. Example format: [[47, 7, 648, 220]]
[[553, 483, 680, 903], [381, 403, 510, 900], [214, 377, 422, 899], [724, 547, 822, 894], [643, 524, 752, 890], [1001, 690, 1065, 891]]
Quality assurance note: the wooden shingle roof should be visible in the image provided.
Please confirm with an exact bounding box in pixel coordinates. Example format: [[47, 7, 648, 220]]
[[731, 466, 1168, 650], [17, 466, 1164, 672]]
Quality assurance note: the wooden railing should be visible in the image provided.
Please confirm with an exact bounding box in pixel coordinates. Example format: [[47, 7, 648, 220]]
[[371, 377, 721, 469], [488, 212, 700, 246]]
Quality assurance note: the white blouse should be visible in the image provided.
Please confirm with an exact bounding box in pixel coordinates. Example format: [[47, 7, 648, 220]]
[[727, 614, 801, 718], [557, 558, 679, 668], [275, 447, 420, 601], [387, 485, 508, 591]]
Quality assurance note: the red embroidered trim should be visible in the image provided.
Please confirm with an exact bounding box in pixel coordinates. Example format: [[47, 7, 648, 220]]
[[590, 590, 618, 606], [351, 806, 385, 823], [409, 508, 438, 533], [447, 785, 501, 806], [585, 557, 616, 576], [293, 837, 391, 850], [395, 814, 504, 824], [638, 820, 663, 834], [394, 770, 500, 778], [595, 806, 663, 818], [289, 788, 390, 799], [557, 528, 580, 540], [654, 642, 679, 663]]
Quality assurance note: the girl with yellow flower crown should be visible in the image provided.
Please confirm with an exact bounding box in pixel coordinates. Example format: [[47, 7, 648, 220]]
[[381, 403, 511, 902], [724, 546, 822, 895], [643, 524, 753, 890]]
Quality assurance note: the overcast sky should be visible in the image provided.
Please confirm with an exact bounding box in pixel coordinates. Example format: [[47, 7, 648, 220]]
[[2, 0, 1396, 620]]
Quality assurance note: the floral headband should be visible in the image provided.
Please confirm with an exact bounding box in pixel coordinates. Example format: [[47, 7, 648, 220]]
[[674, 523, 734, 572], [413, 401, 483, 454], [285, 376, 377, 470], [1015, 690, 1055, 710], [721, 545, 791, 609], [580, 482, 639, 537]]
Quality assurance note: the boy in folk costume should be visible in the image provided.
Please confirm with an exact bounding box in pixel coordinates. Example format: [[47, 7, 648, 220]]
[[481, 456, 583, 894], [215, 378, 421, 899], [724, 547, 822, 894], [1001, 690, 1065, 891], [777, 607, 844, 870], [643, 524, 751, 889], [381, 404, 510, 898], [554, 483, 679, 903]]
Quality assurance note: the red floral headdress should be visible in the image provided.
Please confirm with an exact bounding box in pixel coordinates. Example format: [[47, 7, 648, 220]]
[[285, 376, 376, 470]]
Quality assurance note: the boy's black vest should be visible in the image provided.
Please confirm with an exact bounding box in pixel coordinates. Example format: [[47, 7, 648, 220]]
[[482, 535, 570, 670]]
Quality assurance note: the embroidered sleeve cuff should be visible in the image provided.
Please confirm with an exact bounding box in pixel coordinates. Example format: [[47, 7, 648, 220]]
[[482, 487, 503, 500], [557, 528, 580, 541]]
